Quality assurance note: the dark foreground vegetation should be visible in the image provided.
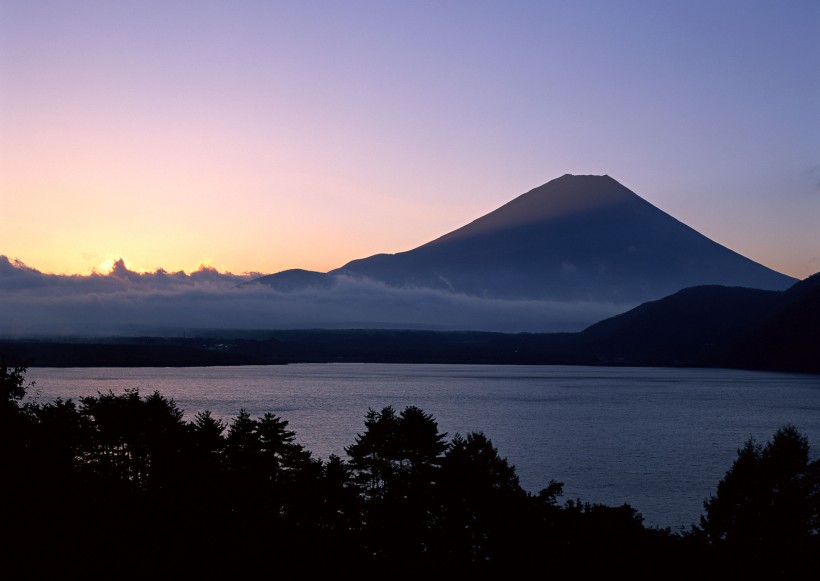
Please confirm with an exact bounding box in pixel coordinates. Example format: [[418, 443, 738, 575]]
[[3, 358, 817, 577]]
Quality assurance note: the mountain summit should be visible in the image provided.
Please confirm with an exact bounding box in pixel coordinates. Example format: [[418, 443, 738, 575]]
[[326, 174, 794, 302]]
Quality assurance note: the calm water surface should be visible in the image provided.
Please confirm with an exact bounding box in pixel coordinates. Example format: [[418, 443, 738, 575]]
[[26, 364, 820, 531]]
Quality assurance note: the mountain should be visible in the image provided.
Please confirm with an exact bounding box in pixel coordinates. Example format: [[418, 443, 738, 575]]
[[249, 269, 335, 292], [257, 174, 794, 303], [726, 273, 820, 371], [578, 273, 820, 372], [2, 175, 798, 337], [578, 285, 784, 365]]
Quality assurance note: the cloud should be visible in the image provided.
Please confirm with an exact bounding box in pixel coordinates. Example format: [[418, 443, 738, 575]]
[[0, 256, 252, 293], [0, 255, 630, 336]]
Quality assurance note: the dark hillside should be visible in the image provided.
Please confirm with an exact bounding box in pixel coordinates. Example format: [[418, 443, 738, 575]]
[[579, 286, 784, 366], [727, 273, 820, 372]]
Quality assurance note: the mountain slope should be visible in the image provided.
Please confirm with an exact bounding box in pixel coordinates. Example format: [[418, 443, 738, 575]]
[[579, 285, 784, 365], [727, 273, 820, 371], [578, 274, 820, 371], [328, 174, 794, 302], [248, 269, 334, 292]]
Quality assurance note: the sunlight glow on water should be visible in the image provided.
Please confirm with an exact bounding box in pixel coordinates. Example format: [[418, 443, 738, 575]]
[[27, 364, 820, 531]]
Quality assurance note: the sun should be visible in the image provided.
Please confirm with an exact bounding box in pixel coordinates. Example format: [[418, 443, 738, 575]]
[[97, 257, 119, 274], [95, 256, 145, 274]]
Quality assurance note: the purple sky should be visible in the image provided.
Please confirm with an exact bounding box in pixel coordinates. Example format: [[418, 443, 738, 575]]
[[2, 1, 818, 279]]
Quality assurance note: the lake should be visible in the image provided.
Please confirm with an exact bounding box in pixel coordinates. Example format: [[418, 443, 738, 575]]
[[25, 363, 820, 531]]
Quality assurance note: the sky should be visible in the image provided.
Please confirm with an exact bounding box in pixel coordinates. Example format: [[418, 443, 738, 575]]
[[2, 1, 819, 280]]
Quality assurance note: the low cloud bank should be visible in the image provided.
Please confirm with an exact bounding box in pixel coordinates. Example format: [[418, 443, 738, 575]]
[[0, 256, 630, 336]]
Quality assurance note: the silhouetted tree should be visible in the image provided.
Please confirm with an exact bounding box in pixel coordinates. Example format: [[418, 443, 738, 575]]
[[346, 405, 401, 500], [78, 389, 189, 492], [186, 410, 228, 504], [1, 356, 34, 471], [346, 405, 448, 562], [543, 498, 688, 577], [30, 397, 88, 481], [224, 408, 259, 465], [698, 424, 819, 573], [190, 410, 227, 457], [435, 431, 531, 565], [257, 411, 301, 477], [12, 360, 817, 575], [257, 411, 325, 536], [318, 453, 360, 535], [1, 356, 31, 410]]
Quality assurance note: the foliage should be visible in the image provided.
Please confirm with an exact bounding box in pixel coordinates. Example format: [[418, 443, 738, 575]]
[[697, 424, 819, 573], [1, 356, 30, 398], [2, 360, 817, 575], [345, 405, 447, 499], [344, 405, 448, 560]]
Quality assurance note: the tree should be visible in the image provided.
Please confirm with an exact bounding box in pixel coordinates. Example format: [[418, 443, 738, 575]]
[[1, 356, 29, 400], [699, 424, 819, 573], [346, 405, 447, 499], [345, 406, 401, 500], [1, 356, 33, 428], [345, 405, 448, 561], [257, 411, 302, 476], [78, 389, 189, 491], [30, 397, 88, 480], [190, 410, 226, 458], [435, 431, 530, 564], [183, 410, 229, 532], [1, 356, 32, 443], [224, 408, 259, 470]]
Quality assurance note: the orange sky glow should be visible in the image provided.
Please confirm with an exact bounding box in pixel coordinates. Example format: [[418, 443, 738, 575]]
[[2, 2, 818, 280]]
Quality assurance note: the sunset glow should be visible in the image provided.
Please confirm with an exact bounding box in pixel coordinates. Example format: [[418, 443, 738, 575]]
[[96, 257, 122, 275], [1, 1, 818, 279], [3, 6, 816, 575]]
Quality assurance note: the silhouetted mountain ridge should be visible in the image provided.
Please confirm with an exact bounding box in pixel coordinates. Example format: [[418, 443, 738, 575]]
[[727, 273, 820, 371], [579, 274, 820, 371], [249, 269, 334, 292], [256, 174, 794, 304]]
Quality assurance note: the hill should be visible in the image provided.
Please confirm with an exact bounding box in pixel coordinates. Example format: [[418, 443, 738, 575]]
[[578, 274, 820, 372]]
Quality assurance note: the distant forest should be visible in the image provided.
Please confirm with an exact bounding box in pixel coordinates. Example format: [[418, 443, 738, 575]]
[[3, 357, 817, 576]]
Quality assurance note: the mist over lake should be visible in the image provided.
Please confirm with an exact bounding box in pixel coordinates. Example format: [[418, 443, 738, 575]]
[[27, 363, 820, 531]]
